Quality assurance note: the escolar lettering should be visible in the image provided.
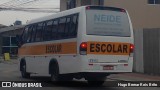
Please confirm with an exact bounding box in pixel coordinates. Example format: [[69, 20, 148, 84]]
[[46, 44, 62, 53], [90, 43, 128, 53]]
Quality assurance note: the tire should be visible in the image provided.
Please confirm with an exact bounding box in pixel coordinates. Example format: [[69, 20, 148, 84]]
[[21, 62, 30, 78], [50, 64, 73, 84], [50, 64, 61, 83], [87, 77, 106, 86]]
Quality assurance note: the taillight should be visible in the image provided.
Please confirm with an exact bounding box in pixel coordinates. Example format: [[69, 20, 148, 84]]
[[80, 42, 87, 55], [130, 44, 134, 53], [121, 9, 126, 13], [86, 6, 90, 10]]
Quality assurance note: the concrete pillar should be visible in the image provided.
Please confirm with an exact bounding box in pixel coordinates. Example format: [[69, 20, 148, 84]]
[[81, 0, 91, 5], [76, 0, 81, 7], [60, 0, 67, 11], [91, 0, 99, 5]]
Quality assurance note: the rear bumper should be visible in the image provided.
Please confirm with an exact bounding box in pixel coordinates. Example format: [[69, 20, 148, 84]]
[[80, 56, 133, 73], [81, 62, 133, 73]]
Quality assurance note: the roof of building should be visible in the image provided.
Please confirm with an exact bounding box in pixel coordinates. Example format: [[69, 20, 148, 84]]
[[0, 25, 25, 33], [0, 24, 7, 29]]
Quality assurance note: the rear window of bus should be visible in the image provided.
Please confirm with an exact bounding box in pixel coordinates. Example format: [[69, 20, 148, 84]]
[[86, 10, 131, 37]]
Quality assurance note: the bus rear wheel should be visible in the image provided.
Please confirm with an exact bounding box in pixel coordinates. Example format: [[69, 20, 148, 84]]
[[50, 64, 62, 83], [50, 65, 73, 83], [21, 62, 30, 78]]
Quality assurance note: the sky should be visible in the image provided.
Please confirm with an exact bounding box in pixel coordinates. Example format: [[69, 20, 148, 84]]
[[0, 0, 60, 26]]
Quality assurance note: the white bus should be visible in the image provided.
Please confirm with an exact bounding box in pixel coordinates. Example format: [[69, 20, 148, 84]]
[[18, 6, 134, 86]]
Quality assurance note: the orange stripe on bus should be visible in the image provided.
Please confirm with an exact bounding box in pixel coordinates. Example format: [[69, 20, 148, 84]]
[[18, 42, 77, 55]]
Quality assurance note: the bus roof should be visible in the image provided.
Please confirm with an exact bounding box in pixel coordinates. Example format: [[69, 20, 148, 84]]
[[27, 6, 85, 25], [27, 5, 126, 25]]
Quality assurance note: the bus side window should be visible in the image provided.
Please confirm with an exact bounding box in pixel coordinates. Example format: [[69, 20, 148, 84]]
[[52, 20, 58, 40], [69, 14, 78, 38], [31, 24, 37, 42], [44, 20, 53, 41], [58, 17, 66, 39], [26, 26, 33, 43], [65, 16, 71, 38], [22, 26, 29, 43], [35, 23, 44, 42]]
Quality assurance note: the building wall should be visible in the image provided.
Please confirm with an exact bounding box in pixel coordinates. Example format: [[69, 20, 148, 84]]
[[104, 0, 160, 29], [143, 28, 160, 75], [1, 29, 23, 37], [0, 29, 23, 56], [61, 0, 160, 29], [81, 0, 91, 5], [76, 0, 81, 7]]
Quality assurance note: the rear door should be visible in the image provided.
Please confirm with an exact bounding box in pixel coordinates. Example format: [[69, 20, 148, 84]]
[[85, 6, 133, 63]]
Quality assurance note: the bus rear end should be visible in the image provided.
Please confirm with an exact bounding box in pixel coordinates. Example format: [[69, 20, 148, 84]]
[[79, 6, 134, 78]]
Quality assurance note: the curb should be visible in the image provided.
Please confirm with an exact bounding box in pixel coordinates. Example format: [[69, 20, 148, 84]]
[[0, 59, 19, 64], [109, 73, 160, 81]]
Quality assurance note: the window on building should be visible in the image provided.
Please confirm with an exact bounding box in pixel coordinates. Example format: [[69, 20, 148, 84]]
[[148, 0, 160, 4], [98, 0, 104, 5], [2, 47, 10, 54], [11, 37, 17, 46], [81, 0, 91, 5], [2, 36, 18, 55], [10, 47, 18, 55], [2, 37, 10, 46]]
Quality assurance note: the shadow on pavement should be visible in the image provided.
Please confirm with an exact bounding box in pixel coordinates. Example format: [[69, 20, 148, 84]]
[[27, 76, 109, 88]]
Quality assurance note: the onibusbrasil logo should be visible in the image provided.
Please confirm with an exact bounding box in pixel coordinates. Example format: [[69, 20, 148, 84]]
[[1, 82, 42, 87]]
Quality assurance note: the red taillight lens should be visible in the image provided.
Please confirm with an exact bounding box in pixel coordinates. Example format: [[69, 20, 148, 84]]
[[80, 42, 87, 55], [121, 9, 126, 13], [130, 44, 134, 53], [86, 6, 90, 10], [80, 42, 87, 49]]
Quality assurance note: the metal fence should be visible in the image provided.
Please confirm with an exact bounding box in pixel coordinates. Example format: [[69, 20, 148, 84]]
[[134, 28, 160, 75]]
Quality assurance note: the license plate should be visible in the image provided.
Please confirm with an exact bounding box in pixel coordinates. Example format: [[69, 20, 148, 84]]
[[103, 65, 114, 70]]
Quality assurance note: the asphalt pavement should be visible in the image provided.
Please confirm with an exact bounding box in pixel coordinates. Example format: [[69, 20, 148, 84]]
[[0, 58, 160, 90], [1, 58, 159, 81]]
